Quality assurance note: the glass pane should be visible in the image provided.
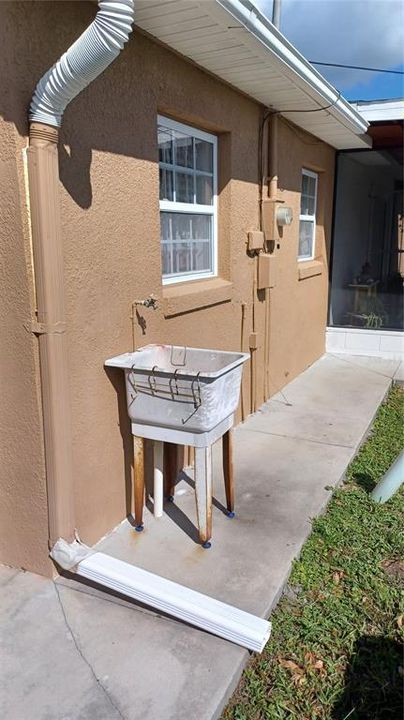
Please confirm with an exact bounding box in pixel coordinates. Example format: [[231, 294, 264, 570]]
[[161, 242, 172, 276], [191, 214, 212, 240], [195, 138, 213, 172], [301, 192, 315, 216], [302, 173, 316, 198], [171, 213, 191, 240], [298, 220, 314, 258], [173, 243, 192, 274], [160, 213, 213, 277], [193, 241, 211, 271], [159, 168, 173, 201], [196, 174, 213, 205], [175, 172, 194, 203], [175, 133, 193, 168], [160, 212, 170, 241], [158, 126, 173, 165]]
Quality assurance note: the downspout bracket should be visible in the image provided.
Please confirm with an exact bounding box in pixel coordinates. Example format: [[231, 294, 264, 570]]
[[26, 321, 67, 335]]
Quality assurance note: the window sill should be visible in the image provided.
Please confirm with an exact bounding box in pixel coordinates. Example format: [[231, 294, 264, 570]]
[[162, 277, 233, 317], [298, 260, 323, 281]]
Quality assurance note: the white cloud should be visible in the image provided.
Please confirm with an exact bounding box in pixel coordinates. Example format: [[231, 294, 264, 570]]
[[254, 0, 404, 90]]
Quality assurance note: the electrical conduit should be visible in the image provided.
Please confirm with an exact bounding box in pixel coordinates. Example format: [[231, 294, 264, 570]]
[[264, 113, 278, 401]]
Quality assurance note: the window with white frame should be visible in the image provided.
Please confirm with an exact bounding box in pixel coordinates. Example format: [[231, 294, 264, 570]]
[[158, 116, 217, 284], [298, 169, 318, 260]]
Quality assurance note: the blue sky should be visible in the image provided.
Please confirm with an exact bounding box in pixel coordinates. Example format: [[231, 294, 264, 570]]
[[254, 0, 404, 101]]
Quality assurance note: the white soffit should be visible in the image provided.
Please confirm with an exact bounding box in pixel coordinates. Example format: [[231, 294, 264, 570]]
[[135, 0, 371, 150]]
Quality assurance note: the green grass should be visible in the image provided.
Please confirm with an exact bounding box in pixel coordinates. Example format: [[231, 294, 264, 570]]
[[222, 385, 404, 720]]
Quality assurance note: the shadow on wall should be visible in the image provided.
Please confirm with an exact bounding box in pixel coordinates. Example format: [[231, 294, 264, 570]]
[[59, 141, 93, 209], [0, 0, 262, 213], [332, 635, 403, 720], [0, 2, 159, 209]]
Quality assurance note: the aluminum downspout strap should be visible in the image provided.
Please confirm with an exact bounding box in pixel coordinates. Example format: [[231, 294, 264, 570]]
[[29, 0, 135, 128]]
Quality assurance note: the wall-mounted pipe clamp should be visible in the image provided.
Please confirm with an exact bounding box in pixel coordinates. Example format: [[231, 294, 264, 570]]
[[25, 320, 67, 336]]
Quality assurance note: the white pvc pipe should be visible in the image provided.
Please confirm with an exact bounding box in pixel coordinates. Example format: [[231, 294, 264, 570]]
[[153, 440, 164, 518], [30, 0, 135, 128], [370, 451, 404, 504]]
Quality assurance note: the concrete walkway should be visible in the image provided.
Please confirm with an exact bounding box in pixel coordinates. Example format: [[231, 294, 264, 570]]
[[1, 353, 401, 720]]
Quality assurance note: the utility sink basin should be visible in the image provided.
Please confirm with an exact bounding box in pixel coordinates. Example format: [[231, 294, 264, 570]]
[[105, 345, 249, 434]]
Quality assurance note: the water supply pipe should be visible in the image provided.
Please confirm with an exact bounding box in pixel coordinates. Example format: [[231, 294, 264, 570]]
[[27, 0, 135, 546]]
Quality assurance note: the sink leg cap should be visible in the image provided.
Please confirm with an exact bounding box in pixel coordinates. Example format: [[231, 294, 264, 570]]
[[135, 524, 144, 532], [227, 511, 235, 518], [202, 541, 212, 549]]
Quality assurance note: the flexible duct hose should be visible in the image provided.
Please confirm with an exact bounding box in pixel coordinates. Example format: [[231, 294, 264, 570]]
[[29, 0, 135, 128]]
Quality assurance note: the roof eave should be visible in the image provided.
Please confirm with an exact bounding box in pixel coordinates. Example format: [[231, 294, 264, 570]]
[[219, 0, 369, 136]]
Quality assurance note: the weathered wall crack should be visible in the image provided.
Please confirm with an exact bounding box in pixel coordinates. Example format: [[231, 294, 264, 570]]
[[54, 582, 127, 720]]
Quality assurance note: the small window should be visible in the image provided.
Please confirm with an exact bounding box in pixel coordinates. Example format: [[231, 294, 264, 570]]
[[158, 116, 217, 284], [298, 169, 318, 261]]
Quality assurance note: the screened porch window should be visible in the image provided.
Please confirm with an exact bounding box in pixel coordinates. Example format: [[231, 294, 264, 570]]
[[298, 169, 318, 261], [158, 116, 217, 284]]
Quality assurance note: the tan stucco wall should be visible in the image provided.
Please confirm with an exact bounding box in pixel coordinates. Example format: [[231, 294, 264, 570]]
[[268, 120, 335, 392], [0, 1, 334, 572]]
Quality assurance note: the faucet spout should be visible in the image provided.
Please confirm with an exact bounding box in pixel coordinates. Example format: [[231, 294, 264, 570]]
[[134, 295, 158, 311]]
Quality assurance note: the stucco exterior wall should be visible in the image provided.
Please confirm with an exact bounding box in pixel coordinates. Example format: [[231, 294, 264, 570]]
[[269, 119, 335, 391], [0, 1, 334, 572]]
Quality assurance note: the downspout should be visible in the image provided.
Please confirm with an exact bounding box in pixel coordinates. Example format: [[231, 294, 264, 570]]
[[27, 0, 135, 548]]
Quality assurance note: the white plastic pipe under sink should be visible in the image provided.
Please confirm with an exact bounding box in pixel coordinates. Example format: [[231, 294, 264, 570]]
[[153, 440, 164, 518]]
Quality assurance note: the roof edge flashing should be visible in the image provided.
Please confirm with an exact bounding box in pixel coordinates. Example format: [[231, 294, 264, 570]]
[[217, 0, 369, 135]]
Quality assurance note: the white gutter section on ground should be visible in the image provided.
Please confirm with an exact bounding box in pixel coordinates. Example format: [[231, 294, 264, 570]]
[[51, 540, 271, 652], [30, 0, 135, 127], [218, 0, 369, 136]]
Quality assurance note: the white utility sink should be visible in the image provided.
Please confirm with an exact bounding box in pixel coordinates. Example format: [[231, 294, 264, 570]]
[[105, 344, 249, 434]]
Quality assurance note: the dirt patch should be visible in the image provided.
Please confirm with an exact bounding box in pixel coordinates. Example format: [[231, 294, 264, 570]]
[[381, 558, 404, 587]]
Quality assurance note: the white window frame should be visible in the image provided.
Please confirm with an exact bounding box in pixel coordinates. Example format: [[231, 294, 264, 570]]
[[298, 168, 318, 262], [158, 115, 218, 285]]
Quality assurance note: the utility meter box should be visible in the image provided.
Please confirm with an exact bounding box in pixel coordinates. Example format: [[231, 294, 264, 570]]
[[262, 199, 293, 241], [261, 198, 278, 243], [258, 253, 278, 289]]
